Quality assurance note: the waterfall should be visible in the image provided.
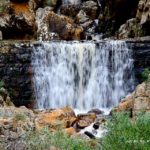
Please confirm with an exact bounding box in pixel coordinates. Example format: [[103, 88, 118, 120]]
[[32, 40, 135, 111], [62, 0, 81, 5]]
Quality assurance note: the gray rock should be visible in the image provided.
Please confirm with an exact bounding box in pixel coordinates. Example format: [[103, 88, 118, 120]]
[[0, 31, 3, 40]]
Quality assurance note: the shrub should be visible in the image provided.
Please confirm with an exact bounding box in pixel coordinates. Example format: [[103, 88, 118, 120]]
[[141, 68, 150, 82], [101, 113, 150, 150]]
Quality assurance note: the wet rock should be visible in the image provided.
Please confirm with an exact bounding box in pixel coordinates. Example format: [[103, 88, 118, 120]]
[[84, 131, 95, 139], [76, 113, 96, 129], [93, 122, 99, 129], [36, 7, 84, 40], [114, 81, 150, 116], [88, 108, 104, 115]]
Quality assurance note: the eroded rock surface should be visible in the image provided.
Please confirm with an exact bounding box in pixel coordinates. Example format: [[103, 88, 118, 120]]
[[114, 81, 150, 116]]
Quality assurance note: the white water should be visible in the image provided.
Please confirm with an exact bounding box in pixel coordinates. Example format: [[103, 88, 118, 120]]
[[62, 0, 81, 4], [32, 40, 135, 111]]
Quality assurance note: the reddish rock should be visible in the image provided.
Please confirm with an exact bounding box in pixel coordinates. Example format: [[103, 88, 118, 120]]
[[35, 107, 76, 130]]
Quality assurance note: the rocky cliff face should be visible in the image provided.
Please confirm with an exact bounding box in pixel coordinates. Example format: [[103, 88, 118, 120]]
[[117, 0, 150, 39], [0, 0, 149, 40], [0, 39, 150, 107]]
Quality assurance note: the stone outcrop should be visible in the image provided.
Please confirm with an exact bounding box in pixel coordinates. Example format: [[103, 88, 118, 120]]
[[36, 7, 84, 40], [0, 0, 37, 39], [0, 87, 14, 107], [117, 0, 150, 39], [0, 40, 150, 108], [0, 41, 33, 107], [113, 81, 150, 116], [98, 0, 140, 37], [0, 105, 107, 149], [35, 107, 76, 129]]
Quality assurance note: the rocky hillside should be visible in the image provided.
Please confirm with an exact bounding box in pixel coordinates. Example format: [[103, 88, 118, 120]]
[[0, 0, 150, 40]]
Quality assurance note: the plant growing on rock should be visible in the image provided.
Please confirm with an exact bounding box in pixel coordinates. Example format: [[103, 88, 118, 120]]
[[141, 68, 150, 82], [13, 113, 27, 122]]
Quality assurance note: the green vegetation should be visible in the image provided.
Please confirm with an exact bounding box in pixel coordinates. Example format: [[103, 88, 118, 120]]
[[101, 113, 150, 150], [0, 80, 4, 88], [13, 113, 27, 122], [141, 68, 150, 82], [24, 113, 150, 150], [25, 128, 101, 150]]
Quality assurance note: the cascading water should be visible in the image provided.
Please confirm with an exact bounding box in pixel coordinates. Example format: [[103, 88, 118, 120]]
[[32, 40, 135, 111], [62, 0, 81, 4]]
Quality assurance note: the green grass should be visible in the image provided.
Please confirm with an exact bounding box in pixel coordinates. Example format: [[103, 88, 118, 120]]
[[13, 113, 27, 122], [21, 113, 150, 150], [101, 113, 150, 150], [25, 128, 101, 150]]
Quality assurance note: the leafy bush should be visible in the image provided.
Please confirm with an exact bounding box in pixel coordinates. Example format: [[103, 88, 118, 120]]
[[101, 113, 150, 150], [141, 68, 150, 82]]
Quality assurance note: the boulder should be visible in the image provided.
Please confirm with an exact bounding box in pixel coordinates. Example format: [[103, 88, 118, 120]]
[[98, 0, 139, 38], [0, 88, 14, 107], [81, 1, 99, 20], [0, 0, 36, 39], [88, 108, 104, 115], [117, 0, 150, 38], [36, 8, 84, 40], [76, 113, 96, 129], [117, 18, 142, 39], [114, 81, 150, 116], [60, 4, 80, 18], [35, 107, 76, 130]]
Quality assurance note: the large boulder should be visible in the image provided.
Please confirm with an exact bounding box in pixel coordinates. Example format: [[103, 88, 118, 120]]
[[117, 0, 150, 38], [98, 0, 139, 37], [35, 107, 76, 130], [114, 82, 150, 116], [0, 0, 38, 39], [36, 7, 84, 40]]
